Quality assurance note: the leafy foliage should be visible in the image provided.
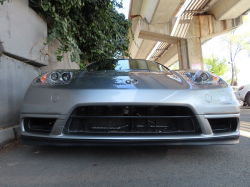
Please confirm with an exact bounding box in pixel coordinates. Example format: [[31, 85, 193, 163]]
[[1, 0, 132, 67], [169, 62, 179, 70], [0, 0, 10, 5], [203, 54, 228, 76], [220, 16, 250, 85], [222, 31, 250, 62]]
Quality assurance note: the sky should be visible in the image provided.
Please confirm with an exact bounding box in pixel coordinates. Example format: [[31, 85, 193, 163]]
[[116, 1, 250, 86], [202, 15, 250, 86], [116, 0, 130, 19]]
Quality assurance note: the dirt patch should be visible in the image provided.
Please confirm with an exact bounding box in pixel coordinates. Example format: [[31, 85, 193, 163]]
[[0, 140, 25, 155], [0, 124, 19, 130]]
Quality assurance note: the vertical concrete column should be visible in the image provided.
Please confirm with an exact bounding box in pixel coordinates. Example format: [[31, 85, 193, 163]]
[[187, 37, 203, 70], [177, 38, 203, 70], [177, 39, 189, 69]]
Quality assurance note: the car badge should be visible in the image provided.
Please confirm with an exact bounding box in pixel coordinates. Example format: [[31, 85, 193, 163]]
[[126, 79, 138, 84]]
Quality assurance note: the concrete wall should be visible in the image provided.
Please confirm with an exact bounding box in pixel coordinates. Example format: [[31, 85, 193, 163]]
[[208, 0, 250, 20], [0, 1, 80, 127], [0, 43, 79, 127], [41, 39, 80, 74], [0, 0, 48, 66], [0, 55, 40, 127]]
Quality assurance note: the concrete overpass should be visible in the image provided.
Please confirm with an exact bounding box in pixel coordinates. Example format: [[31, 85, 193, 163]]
[[128, 0, 250, 69]]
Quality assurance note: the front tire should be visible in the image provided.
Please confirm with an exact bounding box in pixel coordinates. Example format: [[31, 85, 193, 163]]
[[246, 93, 250, 106]]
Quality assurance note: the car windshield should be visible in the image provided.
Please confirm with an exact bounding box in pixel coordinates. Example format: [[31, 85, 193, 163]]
[[84, 59, 169, 72]]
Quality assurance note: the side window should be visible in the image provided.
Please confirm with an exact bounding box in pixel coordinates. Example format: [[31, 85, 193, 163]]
[[146, 61, 169, 72], [131, 60, 148, 70], [161, 65, 169, 72], [86, 61, 116, 71], [149, 63, 161, 71]]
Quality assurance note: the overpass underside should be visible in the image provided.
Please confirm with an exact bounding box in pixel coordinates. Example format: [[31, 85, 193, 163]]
[[128, 0, 249, 69]]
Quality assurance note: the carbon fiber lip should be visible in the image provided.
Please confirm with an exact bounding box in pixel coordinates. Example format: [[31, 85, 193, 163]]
[[21, 134, 239, 146]]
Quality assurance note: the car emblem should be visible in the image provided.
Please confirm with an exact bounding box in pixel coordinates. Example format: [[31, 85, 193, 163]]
[[126, 79, 138, 84]]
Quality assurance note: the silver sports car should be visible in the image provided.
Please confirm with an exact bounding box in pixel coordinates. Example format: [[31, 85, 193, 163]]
[[20, 59, 240, 146]]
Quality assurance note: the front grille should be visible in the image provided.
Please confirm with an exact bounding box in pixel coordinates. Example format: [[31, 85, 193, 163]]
[[64, 106, 200, 134]]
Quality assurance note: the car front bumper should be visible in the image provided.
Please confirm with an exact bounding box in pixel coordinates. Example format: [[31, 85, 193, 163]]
[[20, 86, 240, 145], [20, 112, 240, 145]]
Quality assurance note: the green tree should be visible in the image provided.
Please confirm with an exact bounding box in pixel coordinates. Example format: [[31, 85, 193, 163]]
[[221, 16, 250, 85], [203, 54, 228, 76], [169, 62, 179, 70], [1, 0, 132, 67]]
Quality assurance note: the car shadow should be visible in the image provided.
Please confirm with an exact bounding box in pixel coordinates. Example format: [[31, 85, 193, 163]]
[[26, 143, 232, 162]]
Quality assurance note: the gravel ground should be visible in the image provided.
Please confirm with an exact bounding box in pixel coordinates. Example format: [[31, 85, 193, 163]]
[[0, 109, 249, 187]]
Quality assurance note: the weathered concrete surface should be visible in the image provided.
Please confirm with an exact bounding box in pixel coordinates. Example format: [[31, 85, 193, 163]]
[[129, 20, 144, 59], [0, 0, 48, 66], [0, 126, 20, 147], [208, 0, 250, 20], [158, 45, 178, 67], [138, 15, 242, 69], [129, 0, 182, 24], [186, 37, 203, 70], [13, 126, 21, 140], [190, 15, 242, 42], [128, 0, 249, 69], [0, 128, 15, 147], [138, 15, 242, 41], [138, 29, 180, 44], [140, 0, 159, 24], [128, 0, 183, 60], [150, 0, 183, 24], [135, 40, 157, 59], [0, 0, 79, 130], [40, 39, 80, 74], [139, 19, 172, 40], [0, 55, 40, 127], [177, 39, 189, 69], [128, 0, 143, 19]]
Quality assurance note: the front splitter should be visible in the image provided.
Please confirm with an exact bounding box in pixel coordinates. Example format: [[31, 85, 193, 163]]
[[21, 134, 239, 146]]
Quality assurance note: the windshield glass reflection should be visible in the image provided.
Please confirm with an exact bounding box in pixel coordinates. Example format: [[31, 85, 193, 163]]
[[84, 59, 169, 72]]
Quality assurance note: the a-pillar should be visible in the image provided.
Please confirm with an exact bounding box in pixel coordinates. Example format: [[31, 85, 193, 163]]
[[177, 38, 203, 70]]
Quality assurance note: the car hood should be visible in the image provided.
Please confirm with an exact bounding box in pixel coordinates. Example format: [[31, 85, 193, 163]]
[[67, 70, 191, 90]]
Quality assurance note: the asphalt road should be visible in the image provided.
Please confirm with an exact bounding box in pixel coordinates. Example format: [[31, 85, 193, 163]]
[[0, 109, 250, 187]]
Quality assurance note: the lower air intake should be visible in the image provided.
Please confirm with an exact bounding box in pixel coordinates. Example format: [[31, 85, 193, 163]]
[[208, 118, 238, 132], [64, 106, 200, 134], [23, 118, 56, 134]]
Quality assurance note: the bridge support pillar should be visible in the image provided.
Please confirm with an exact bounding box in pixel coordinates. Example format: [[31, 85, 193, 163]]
[[137, 15, 242, 69], [177, 38, 203, 70]]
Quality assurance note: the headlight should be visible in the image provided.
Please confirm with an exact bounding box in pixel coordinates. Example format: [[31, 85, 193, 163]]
[[34, 70, 73, 85], [186, 70, 220, 85]]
